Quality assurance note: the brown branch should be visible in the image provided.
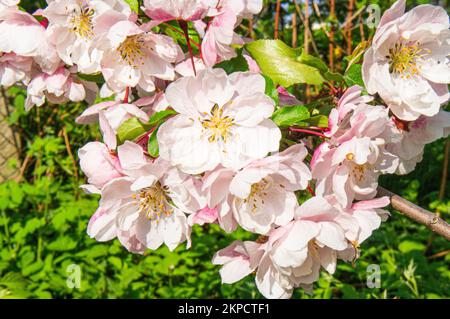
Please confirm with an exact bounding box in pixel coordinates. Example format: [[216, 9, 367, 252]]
[[292, 9, 297, 48], [15, 154, 31, 183], [62, 127, 79, 182], [439, 139, 449, 201], [274, 0, 281, 40], [345, 0, 355, 55], [329, 0, 335, 70], [294, 0, 320, 56], [377, 186, 450, 241]]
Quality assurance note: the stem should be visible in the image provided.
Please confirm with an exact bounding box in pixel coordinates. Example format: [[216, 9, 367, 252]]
[[438, 139, 449, 201], [329, 0, 335, 70], [62, 127, 79, 198], [345, 0, 355, 55], [123, 87, 130, 104], [163, 22, 200, 48], [377, 187, 450, 241], [307, 185, 315, 196], [274, 0, 281, 39], [289, 127, 328, 139], [178, 20, 197, 76]]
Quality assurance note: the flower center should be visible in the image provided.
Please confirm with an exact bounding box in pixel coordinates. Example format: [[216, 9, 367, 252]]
[[388, 42, 429, 78], [201, 105, 234, 143], [243, 178, 271, 213], [117, 34, 148, 68], [69, 5, 95, 39], [133, 182, 173, 221]]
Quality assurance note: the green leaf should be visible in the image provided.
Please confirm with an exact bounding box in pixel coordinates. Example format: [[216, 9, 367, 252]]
[[147, 126, 160, 158], [271, 105, 310, 127], [245, 40, 325, 87], [398, 241, 426, 253], [47, 236, 77, 252], [299, 115, 329, 128], [117, 117, 151, 144], [148, 109, 177, 127], [124, 0, 139, 13], [77, 72, 105, 84], [263, 75, 279, 105], [344, 64, 364, 88], [297, 50, 328, 73], [214, 52, 249, 74]]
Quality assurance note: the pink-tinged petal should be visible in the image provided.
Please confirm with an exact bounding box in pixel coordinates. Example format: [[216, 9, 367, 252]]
[[99, 110, 117, 150], [352, 196, 390, 210], [187, 206, 219, 226]]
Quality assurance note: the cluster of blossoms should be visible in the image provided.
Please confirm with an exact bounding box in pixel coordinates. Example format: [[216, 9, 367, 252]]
[[1, 0, 449, 298]]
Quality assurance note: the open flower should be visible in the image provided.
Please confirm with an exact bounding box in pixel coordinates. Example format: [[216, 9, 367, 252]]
[[88, 142, 202, 252], [98, 19, 180, 92], [228, 144, 311, 235], [42, 0, 132, 73], [387, 110, 450, 174], [362, 0, 450, 120], [158, 69, 281, 174]]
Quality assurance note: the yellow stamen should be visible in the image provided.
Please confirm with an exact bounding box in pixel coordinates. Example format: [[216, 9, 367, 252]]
[[70, 5, 95, 39], [117, 34, 148, 68], [388, 42, 430, 78], [201, 105, 234, 143], [134, 182, 173, 221]]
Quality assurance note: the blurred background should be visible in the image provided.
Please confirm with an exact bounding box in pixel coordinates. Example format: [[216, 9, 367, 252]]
[[0, 0, 449, 298]]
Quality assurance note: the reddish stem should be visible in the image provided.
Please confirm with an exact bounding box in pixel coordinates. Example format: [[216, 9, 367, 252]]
[[163, 22, 200, 48], [307, 126, 329, 132], [307, 185, 316, 196], [123, 87, 130, 104], [289, 128, 328, 139], [178, 20, 197, 76]]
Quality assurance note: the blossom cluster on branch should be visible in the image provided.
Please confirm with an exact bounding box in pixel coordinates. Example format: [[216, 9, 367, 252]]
[[1, 0, 449, 298]]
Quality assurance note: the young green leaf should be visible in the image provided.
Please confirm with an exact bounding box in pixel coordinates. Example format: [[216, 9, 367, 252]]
[[245, 40, 325, 87], [148, 109, 177, 127], [117, 117, 150, 144], [344, 64, 365, 88], [214, 51, 249, 74], [271, 105, 310, 127], [148, 126, 160, 157], [263, 75, 279, 105], [124, 0, 139, 13]]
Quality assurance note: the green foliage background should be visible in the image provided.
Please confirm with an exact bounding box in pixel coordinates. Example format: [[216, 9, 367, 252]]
[[0, 0, 449, 299]]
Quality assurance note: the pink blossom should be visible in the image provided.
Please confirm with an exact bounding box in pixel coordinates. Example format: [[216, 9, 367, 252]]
[[387, 110, 450, 174], [228, 144, 311, 235], [25, 66, 98, 111], [311, 86, 399, 207], [143, 0, 209, 24], [0, 53, 33, 87], [76, 100, 149, 149], [98, 18, 180, 93], [158, 69, 281, 174], [42, 0, 132, 73], [88, 142, 204, 252], [362, 0, 450, 121], [0, 7, 61, 73], [78, 142, 123, 190]]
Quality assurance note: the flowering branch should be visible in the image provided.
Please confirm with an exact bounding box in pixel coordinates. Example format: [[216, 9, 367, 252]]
[[377, 187, 450, 241]]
